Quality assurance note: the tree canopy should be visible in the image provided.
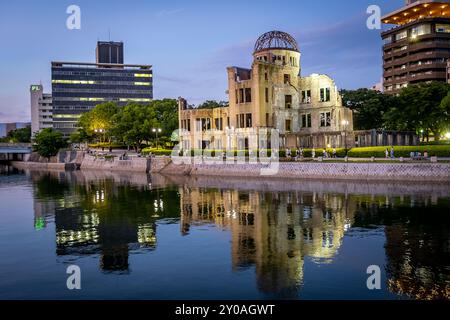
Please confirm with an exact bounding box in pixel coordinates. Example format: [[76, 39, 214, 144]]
[[71, 99, 179, 148], [0, 126, 31, 143], [33, 128, 67, 158], [342, 82, 450, 140]]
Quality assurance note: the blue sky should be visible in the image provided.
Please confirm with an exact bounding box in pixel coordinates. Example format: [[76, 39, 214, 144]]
[[0, 0, 402, 122]]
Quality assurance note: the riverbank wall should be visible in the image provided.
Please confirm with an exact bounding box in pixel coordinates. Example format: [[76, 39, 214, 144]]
[[80, 155, 151, 172], [156, 158, 450, 182]]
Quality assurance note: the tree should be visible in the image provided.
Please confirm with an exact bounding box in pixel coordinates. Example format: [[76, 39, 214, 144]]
[[113, 103, 160, 151], [0, 126, 31, 143], [152, 99, 179, 139], [383, 82, 450, 140], [341, 89, 397, 130], [33, 128, 67, 159], [197, 100, 228, 109], [75, 102, 119, 143]]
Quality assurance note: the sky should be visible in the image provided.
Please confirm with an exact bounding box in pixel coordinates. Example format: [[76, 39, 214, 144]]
[[0, 0, 403, 123]]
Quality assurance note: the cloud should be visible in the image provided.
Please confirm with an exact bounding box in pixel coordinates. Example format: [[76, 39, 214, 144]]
[[200, 13, 383, 90]]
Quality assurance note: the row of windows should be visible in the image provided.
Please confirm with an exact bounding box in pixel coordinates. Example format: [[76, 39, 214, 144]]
[[52, 80, 151, 86], [52, 71, 152, 78], [236, 114, 252, 129], [53, 97, 152, 102], [255, 55, 298, 67], [384, 23, 450, 45], [236, 88, 252, 104], [53, 88, 152, 94], [185, 111, 332, 132]]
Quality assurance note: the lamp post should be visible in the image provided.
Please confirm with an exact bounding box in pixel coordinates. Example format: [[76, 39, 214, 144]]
[[94, 128, 105, 144], [152, 128, 162, 149], [341, 120, 349, 156]]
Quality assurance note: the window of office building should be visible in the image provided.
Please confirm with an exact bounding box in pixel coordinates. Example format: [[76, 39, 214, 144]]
[[383, 36, 392, 45], [265, 88, 269, 103], [436, 24, 450, 33], [301, 114, 311, 128], [320, 88, 331, 102], [411, 24, 431, 37], [320, 112, 331, 127], [285, 95, 292, 109], [395, 31, 407, 41]]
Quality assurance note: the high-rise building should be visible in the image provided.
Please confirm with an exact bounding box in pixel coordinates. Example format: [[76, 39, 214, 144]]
[[381, 0, 450, 94], [30, 84, 53, 135], [96, 41, 124, 64], [51, 42, 153, 136]]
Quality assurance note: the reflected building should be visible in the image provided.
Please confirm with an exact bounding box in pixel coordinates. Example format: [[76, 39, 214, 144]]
[[179, 187, 355, 297], [31, 172, 178, 273]]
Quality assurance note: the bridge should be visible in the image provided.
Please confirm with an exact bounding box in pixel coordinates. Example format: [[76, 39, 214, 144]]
[[0, 143, 32, 161]]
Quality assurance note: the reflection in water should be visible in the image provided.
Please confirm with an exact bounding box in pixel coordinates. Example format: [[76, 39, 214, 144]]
[[28, 170, 449, 299], [179, 188, 354, 297], [32, 172, 179, 273]]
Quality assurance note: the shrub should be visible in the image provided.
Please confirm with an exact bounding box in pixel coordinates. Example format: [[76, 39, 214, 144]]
[[347, 145, 450, 158]]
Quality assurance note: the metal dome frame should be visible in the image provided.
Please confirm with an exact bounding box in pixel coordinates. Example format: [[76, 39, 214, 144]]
[[254, 31, 299, 53]]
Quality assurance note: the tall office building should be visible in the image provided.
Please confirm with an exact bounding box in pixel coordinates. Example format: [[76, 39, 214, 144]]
[[96, 41, 124, 64], [30, 84, 53, 135], [51, 42, 153, 136], [382, 0, 450, 94]]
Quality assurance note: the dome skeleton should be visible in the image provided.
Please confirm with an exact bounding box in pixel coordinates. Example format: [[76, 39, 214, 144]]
[[254, 31, 299, 53]]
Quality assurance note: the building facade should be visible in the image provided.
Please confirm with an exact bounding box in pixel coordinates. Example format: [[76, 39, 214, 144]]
[[30, 84, 53, 135], [179, 31, 354, 150], [51, 42, 153, 136], [382, 0, 450, 94], [96, 41, 124, 64]]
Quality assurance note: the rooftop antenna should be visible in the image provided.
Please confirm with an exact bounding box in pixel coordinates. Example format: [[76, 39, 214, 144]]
[[108, 28, 111, 41]]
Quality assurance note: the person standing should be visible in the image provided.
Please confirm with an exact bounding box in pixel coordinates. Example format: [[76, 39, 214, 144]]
[[385, 148, 389, 159], [332, 148, 336, 158], [312, 148, 316, 159], [390, 147, 395, 159]]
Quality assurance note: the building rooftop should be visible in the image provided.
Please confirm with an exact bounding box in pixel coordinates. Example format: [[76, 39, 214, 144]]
[[382, 0, 450, 25], [254, 31, 299, 53], [51, 61, 152, 70]]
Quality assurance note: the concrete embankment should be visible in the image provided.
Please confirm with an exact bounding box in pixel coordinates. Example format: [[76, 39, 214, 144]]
[[157, 158, 450, 182], [80, 154, 151, 172], [11, 151, 84, 171]]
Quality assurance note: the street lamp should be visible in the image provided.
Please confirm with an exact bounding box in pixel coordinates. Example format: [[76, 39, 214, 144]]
[[94, 128, 105, 144], [152, 128, 162, 149], [341, 120, 349, 156]]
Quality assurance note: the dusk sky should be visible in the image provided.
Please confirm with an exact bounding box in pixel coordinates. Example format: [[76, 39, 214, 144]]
[[0, 0, 402, 123]]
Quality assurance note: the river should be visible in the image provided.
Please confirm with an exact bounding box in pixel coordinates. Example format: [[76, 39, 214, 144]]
[[0, 165, 448, 300]]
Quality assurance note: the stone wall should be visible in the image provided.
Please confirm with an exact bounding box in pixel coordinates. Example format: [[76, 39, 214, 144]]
[[81, 155, 150, 172], [160, 160, 450, 182]]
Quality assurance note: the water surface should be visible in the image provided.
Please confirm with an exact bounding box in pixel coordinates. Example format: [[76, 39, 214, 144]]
[[0, 166, 448, 300]]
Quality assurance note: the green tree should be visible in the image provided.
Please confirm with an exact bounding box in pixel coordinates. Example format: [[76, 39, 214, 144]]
[[197, 100, 228, 109], [75, 102, 119, 143], [341, 89, 397, 130], [113, 103, 160, 151], [152, 99, 179, 139], [33, 128, 67, 159], [383, 82, 450, 140], [0, 126, 31, 143]]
